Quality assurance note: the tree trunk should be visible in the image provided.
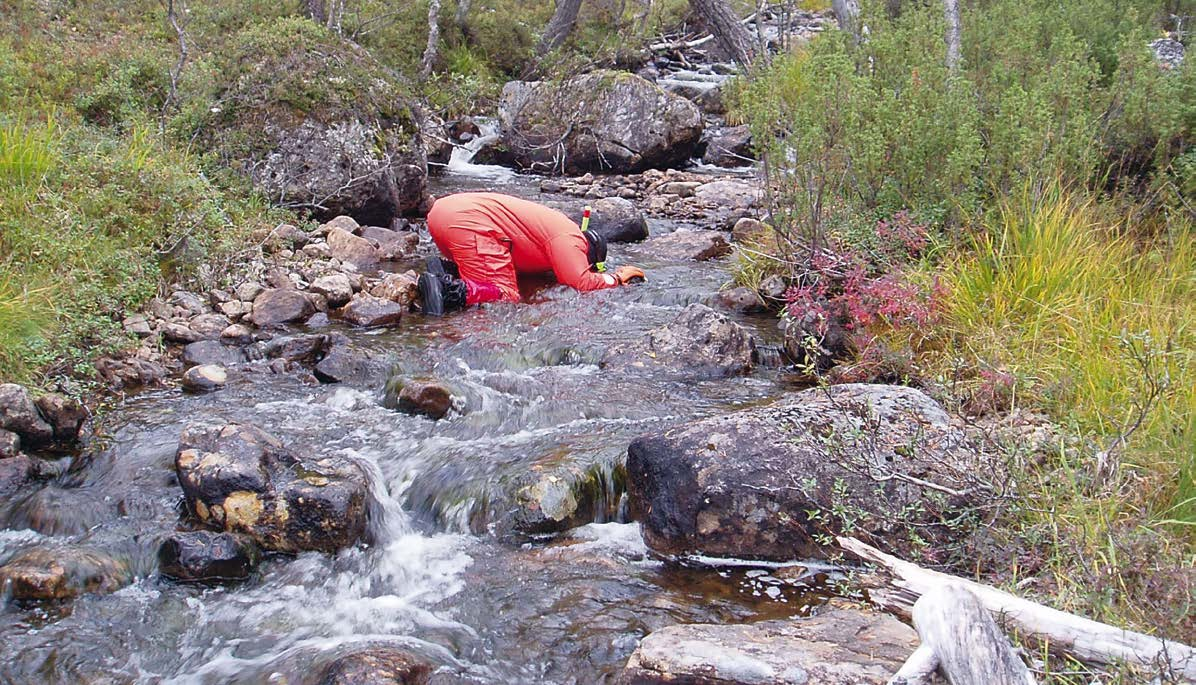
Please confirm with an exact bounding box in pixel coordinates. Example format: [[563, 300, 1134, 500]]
[[839, 537, 1196, 679], [454, 0, 474, 44], [943, 0, 962, 71], [831, 0, 861, 45], [538, 0, 585, 53], [305, 0, 326, 23], [688, 0, 757, 66], [421, 0, 443, 80]]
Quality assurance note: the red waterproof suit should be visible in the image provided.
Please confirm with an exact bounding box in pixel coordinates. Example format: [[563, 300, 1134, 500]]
[[426, 192, 616, 304]]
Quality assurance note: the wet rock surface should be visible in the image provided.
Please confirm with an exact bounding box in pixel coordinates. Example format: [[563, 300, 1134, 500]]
[[618, 607, 920, 685], [628, 384, 977, 561], [337, 293, 404, 328], [640, 229, 732, 262], [182, 340, 246, 369], [314, 647, 432, 685], [701, 125, 755, 167], [175, 422, 371, 554], [388, 380, 454, 420], [182, 365, 229, 393], [604, 304, 756, 379], [158, 530, 261, 582], [0, 454, 37, 497], [33, 394, 87, 445], [0, 545, 132, 600]]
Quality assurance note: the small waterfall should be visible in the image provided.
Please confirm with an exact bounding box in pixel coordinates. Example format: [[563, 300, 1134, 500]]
[[446, 117, 515, 180]]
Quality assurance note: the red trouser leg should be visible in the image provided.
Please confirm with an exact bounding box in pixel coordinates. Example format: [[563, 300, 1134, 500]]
[[428, 225, 521, 304]]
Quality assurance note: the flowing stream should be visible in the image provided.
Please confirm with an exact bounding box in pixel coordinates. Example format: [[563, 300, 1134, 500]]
[[0, 164, 826, 684]]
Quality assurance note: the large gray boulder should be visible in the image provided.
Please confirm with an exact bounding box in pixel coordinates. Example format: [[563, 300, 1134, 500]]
[[498, 71, 703, 175], [187, 18, 428, 225], [627, 384, 977, 561], [617, 608, 919, 684], [175, 422, 371, 554]]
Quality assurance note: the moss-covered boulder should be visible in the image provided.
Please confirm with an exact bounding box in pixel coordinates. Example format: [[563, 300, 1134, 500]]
[[183, 17, 427, 225], [498, 71, 703, 175]]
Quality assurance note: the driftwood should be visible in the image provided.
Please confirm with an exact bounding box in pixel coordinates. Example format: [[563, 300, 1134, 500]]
[[889, 585, 1038, 685], [839, 536, 1196, 680]]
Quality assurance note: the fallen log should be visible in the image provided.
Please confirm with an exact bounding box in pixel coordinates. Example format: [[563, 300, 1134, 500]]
[[839, 536, 1196, 680]]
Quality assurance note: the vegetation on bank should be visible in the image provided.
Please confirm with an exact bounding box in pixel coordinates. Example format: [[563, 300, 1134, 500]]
[[729, 0, 1194, 653]]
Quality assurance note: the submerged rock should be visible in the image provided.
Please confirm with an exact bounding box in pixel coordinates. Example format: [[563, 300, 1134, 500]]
[[627, 384, 976, 562], [617, 607, 918, 684], [640, 229, 731, 262], [315, 647, 432, 685], [158, 530, 261, 582], [499, 71, 703, 174], [0, 546, 132, 600], [603, 304, 756, 379], [175, 422, 371, 554]]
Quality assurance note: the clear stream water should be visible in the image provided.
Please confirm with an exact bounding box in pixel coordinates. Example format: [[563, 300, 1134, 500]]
[[0, 169, 827, 684]]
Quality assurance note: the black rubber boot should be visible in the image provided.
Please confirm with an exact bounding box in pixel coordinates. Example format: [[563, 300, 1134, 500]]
[[418, 272, 468, 316], [425, 256, 460, 279]]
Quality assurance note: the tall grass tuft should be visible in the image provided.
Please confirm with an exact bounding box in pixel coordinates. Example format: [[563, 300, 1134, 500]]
[[941, 184, 1196, 530], [0, 115, 59, 189]]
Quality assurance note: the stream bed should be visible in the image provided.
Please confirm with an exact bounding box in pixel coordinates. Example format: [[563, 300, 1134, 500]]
[[0, 169, 826, 684]]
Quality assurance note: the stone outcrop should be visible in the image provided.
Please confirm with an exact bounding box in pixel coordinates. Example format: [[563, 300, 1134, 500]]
[[618, 608, 919, 684], [175, 422, 371, 554], [498, 71, 703, 175], [627, 384, 977, 561]]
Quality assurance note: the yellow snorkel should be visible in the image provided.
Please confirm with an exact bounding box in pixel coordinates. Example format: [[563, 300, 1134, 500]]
[[580, 205, 606, 273]]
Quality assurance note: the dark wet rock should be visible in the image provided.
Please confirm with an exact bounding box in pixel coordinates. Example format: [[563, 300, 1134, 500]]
[[388, 380, 453, 420], [731, 217, 769, 244], [498, 71, 703, 174], [316, 647, 432, 685], [262, 334, 332, 364], [337, 293, 403, 328], [370, 272, 420, 308], [717, 286, 766, 314], [581, 197, 649, 243], [327, 227, 380, 269], [604, 304, 755, 379], [0, 546, 133, 600], [627, 384, 975, 562], [182, 365, 228, 393], [33, 393, 87, 445], [189, 313, 233, 340], [0, 454, 36, 497], [313, 344, 371, 383], [509, 463, 626, 535], [617, 607, 919, 685], [361, 226, 419, 260], [0, 383, 54, 448], [640, 229, 731, 261], [250, 289, 317, 327], [310, 273, 355, 308], [701, 125, 754, 168], [182, 340, 246, 369], [0, 428, 19, 458], [175, 422, 370, 554], [95, 355, 168, 390], [192, 20, 427, 225], [158, 530, 261, 582], [306, 312, 332, 328]]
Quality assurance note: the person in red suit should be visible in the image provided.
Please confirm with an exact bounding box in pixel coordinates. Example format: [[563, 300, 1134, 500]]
[[418, 192, 646, 314]]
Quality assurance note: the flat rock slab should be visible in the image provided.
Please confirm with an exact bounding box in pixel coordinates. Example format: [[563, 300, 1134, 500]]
[[628, 383, 976, 561], [640, 230, 732, 262], [618, 608, 920, 685], [603, 304, 755, 380]]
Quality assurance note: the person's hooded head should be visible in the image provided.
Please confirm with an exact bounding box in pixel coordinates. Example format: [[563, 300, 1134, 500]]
[[583, 229, 607, 272]]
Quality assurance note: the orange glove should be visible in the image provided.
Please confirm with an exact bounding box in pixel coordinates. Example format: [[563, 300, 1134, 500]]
[[613, 265, 646, 285]]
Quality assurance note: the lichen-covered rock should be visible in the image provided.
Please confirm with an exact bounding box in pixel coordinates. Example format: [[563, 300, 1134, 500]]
[[185, 18, 427, 225], [175, 422, 371, 554], [617, 608, 919, 684], [627, 384, 976, 561], [0, 546, 132, 600], [337, 293, 403, 328], [158, 530, 261, 582], [0, 383, 54, 448], [499, 71, 703, 174], [370, 272, 420, 308], [717, 286, 766, 314], [250, 288, 316, 327], [640, 229, 731, 261], [315, 647, 432, 685], [604, 304, 755, 379]]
